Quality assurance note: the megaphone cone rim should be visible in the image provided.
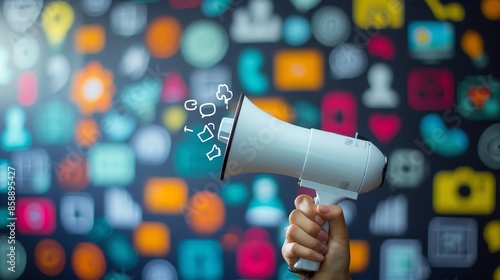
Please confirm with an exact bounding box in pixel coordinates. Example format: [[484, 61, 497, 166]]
[[220, 93, 246, 180]]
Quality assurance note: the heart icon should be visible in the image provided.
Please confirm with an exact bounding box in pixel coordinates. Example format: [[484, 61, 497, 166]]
[[468, 85, 491, 108], [368, 113, 401, 144]]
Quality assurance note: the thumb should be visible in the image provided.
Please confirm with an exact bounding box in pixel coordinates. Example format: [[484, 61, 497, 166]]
[[316, 204, 349, 242]]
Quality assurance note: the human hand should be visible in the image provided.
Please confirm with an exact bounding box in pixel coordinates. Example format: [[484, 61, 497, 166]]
[[282, 195, 351, 280]]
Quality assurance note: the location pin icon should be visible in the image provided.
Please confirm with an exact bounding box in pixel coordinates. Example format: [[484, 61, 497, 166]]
[[41, 1, 75, 51]]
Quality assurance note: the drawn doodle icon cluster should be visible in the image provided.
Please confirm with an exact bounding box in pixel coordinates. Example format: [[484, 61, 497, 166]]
[[183, 84, 234, 161]]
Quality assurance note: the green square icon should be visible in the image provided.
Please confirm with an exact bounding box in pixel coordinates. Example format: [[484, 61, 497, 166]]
[[89, 143, 135, 187], [458, 76, 500, 120]]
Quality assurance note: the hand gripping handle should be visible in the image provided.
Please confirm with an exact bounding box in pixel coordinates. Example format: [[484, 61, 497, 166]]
[[293, 192, 346, 272]]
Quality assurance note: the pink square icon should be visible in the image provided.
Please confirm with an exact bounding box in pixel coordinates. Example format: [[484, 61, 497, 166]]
[[321, 91, 357, 137], [408, 68, 454, 110], [17, 197, 56, 235], [237, 228, 276, 278]]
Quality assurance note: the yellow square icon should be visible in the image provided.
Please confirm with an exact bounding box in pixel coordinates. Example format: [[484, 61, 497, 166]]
[[274, 49, 324, 91], [433, 167, 495, 215], [144, 177, 188, 214], [353, 0, 404, 29]]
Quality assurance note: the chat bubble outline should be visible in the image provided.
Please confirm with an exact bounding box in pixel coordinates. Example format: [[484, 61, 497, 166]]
[[199, 103, 216, 118]]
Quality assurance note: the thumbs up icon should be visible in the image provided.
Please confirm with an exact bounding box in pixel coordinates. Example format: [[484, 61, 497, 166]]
[[206, 144, 221, 161]]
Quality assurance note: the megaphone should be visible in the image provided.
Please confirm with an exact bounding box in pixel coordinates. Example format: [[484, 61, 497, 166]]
[[217, 94, 387, 272]]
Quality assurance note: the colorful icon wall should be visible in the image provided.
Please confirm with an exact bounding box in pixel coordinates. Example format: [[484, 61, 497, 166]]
[[0, 0, 499, 279]]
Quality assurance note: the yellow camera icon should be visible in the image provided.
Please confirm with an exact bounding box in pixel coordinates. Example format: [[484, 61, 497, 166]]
[[353, 0, 405, 30], [433, 166, 495, 215]]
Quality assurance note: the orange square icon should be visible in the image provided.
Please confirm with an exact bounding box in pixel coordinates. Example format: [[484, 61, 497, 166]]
[[349, 240, 370, 273], [144, 177, 188, 214], [251, 97, 294, 123], [133, 222, 170, 257], [74, 25, 105, 54], [274, 49, 324, 91]]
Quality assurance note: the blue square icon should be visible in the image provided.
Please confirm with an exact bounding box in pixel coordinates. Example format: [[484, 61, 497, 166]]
[[428, 217, 477, 267], [408, 21, 454, 61], [10, 149, 51, 194]]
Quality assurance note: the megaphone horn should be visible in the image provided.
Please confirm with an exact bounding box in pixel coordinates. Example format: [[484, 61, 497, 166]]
[[217, 94, 387, 272]]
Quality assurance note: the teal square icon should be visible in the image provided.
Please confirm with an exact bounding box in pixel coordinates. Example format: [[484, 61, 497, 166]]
[[88, 143, 135, 186], [458, 76, 500, 120], [34, 100, 75, 145], [178, 239, 222, 280]]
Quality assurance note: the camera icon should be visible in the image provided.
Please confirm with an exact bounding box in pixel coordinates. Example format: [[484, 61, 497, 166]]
[[433, 166, 495, 215]]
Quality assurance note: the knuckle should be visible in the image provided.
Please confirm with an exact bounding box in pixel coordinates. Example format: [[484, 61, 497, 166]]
[[332, 205, 344, 217], [282, 244, 295, 260], [307, 250, 318, 260], [289, 209, 300, 223], [281, 243, 287, 255], [290, 242, 301, 256], [287, 224, 298, 239], [306, 221, 319, 236], [314, 240, 323, 252]]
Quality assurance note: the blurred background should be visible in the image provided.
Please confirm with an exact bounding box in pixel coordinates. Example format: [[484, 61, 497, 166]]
[[0, 0, 499, 279]]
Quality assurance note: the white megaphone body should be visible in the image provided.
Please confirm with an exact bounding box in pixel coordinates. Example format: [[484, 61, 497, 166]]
[[217, 94, 387, 272]]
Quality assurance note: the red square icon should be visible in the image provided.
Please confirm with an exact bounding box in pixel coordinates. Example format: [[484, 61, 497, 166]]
[[17, 198, 56, 235], [169, 0, 201, 9], [408, 68, 454, 110], [321, 91, 357, 137]]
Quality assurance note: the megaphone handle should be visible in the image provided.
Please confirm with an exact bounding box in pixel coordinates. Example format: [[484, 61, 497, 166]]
[[293, 192, 345, 272]]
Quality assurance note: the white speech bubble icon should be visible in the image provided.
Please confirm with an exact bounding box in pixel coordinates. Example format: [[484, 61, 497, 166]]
[[199, 103, 216, 118]]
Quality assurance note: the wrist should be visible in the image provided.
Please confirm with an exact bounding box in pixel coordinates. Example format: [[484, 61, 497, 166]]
[[333, 272, 351, 280]]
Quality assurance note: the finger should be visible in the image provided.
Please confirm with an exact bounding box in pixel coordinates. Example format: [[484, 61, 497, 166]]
[[294, 195, 316, 219], [294, 195, 325, 225], [288, 209, 329, 243], [282, 242, 325, 264], [286, 224, 329, 255], [317, 204, 349, 242]]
